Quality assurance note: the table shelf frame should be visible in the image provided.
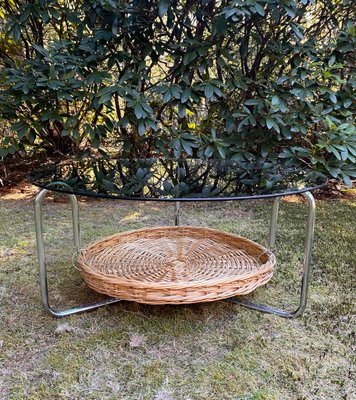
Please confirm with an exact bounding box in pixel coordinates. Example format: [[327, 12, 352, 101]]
[[34, 186, 315, 318]]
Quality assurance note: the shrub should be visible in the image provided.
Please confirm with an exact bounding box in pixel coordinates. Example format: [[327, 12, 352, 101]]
[[0, 0, 355, 184]]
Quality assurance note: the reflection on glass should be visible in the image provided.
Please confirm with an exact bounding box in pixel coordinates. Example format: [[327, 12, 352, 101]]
[[28, 158, 327, 200]]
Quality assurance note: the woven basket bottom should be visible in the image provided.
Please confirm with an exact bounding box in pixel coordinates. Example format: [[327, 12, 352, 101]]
[[77, 226, 276, 305]]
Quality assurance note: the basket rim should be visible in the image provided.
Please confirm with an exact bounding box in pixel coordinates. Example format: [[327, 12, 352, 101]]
[[77, 225, 276, 289]]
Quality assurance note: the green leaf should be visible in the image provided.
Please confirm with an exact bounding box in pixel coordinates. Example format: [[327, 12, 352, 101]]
[[291, 23, 304, 40], [342, 174, 352, 187], [163, 90, 172, 103], [134, 104, 146, 119], [146, 119, 158, 131], [8, 144, 18, 155], [19, 7, 31, 23], [158, 0, 169, 17], [0, 148, 8, 158], [98, 93, 113, 105], [28, 129, 36, 143], [204, 146, 214, 158], [171, 86, 181, 99], [163, 181, 172, 192], [213, 15, 227, 35], [47, 80, 62, 90], [136, 168, 146, 179], [181, 88, 191, 103], [87, 72, 105, 84], [266, 118, 273, 130], [328, 55, 336, 67], [11, 121, 26, 131], [273, 121, 280, 133], [244, 99, 259, 105], [277, 76, 289, 84], [204, 84, 214, 99], [183, 51, 198, 66], [254, 3, 265, 16], [330, 146, 341, 160], [213, 86, 224, 98], [248, 116, 256, 126], [338, 123, 350, 131], [217, 146, 226, 159], [32, 44, 48, 57], [237, 117, 250, 132], [261, 144, 269, 158], [272, 96, 279, 106], [138, 120, 146, 136], [222, 8, 238, 19], [181, 140, 193, 156], [284, 6, 296, 18], [329, 93, 337, 104], [327, 167, 340, 178], [102, 178, 118, 191], [341, 149, 349, 161], [11, 24, 21, 41], [142, 102, 153, 114], [343, 99, 352, 108], [178, 103, 186, 118]]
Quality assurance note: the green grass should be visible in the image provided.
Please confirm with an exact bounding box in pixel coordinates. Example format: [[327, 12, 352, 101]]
[[0, 194, 355, 400]]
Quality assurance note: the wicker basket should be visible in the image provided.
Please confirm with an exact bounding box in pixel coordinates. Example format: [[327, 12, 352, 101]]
[[77, 226, 276, 305]]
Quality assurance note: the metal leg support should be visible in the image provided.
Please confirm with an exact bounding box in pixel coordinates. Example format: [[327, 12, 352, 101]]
[[174, 201, 180, 226], [34, 189, 121, 317], [226, 192, 316, 318]]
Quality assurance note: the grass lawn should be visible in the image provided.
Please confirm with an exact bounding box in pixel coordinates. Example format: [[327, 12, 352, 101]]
[[0, 191, 355, 400]]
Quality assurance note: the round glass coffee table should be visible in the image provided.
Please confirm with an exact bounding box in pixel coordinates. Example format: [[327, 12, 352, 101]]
[[29, 158, 327, 318]]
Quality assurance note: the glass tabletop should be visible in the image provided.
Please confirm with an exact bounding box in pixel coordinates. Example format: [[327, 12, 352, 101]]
[[28, 158, 327, 201]]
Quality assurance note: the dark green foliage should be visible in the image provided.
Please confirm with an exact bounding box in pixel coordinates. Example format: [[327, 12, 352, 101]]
[[0, 0, 355, 184], [28, 158, 327, 198]]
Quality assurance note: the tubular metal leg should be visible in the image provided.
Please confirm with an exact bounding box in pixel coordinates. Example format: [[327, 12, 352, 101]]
[[226, 192, 316, 318], [174, 201, 180, 226], [34, 189, 121, 317], [268, 197, 281, 252]]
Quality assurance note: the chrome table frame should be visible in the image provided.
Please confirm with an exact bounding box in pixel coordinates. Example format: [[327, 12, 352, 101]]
[[34, 189, 315, 318], [34, 186, 121, 317], [225, 192, 315, 318]]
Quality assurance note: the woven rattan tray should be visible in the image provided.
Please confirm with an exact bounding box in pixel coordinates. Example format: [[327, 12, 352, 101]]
[[77, 226, 276, 304]]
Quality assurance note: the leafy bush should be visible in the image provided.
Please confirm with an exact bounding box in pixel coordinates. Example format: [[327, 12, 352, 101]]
[[0, 0, 355, 184]]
